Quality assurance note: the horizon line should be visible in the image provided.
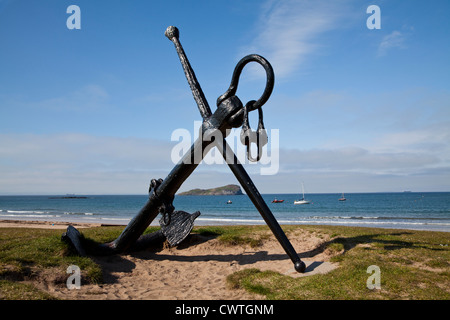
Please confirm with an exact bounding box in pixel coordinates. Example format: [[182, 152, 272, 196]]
[[1, 190, 449, 197]]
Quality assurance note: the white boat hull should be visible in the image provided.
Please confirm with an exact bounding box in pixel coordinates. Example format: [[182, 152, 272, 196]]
[[294, 200, 310, 205]]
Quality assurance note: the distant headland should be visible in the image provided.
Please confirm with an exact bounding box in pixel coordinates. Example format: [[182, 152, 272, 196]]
[[178, 184, 243, 196]]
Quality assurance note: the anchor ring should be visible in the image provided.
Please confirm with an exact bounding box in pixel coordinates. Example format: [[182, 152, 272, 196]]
[[217, 54, 274, 112]]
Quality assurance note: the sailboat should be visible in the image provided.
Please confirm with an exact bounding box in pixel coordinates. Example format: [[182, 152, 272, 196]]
[[294, 183, 310, 205], [338, 192, 346, 201]]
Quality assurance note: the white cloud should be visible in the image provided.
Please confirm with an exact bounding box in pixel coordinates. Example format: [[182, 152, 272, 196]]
[[34, 84, 110, 111], [378, 30, 406, 56], [278, 147, 441, 174], [0, 133, 176, 194], [1, 125, 449, 195], [242, 0, 354, 78]]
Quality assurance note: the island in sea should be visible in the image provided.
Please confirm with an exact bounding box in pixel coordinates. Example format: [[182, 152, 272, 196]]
[[178, 184, 243, 196]]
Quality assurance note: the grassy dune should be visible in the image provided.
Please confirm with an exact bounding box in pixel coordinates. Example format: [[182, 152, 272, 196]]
[[0, 224, 448, 300]]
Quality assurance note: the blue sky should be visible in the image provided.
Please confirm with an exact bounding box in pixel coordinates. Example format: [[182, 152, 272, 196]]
[[1, 0, 449, 194]]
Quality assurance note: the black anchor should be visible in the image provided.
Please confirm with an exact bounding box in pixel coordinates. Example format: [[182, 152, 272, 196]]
[[62, 26, 306, 273]]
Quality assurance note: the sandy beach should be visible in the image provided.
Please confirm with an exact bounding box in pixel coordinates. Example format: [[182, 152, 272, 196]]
[[0, 220, 338, 300], [0, 219, 103, 229]]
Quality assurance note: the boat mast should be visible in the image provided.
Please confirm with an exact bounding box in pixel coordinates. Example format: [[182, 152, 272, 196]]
[[301, 182, 305, 200]]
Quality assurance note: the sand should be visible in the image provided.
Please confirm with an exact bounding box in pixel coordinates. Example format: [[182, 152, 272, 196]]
[[1, 220, 338, 300], [0, 219, 102, 229]]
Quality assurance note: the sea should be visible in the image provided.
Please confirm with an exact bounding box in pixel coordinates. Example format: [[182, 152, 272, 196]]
[[0, 192, 449, 232]]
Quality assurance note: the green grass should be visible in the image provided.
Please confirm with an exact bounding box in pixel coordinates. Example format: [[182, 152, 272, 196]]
[[0, 280, 56, 300], [194, 225, 270, 248], [226, 225, 450, 300], [1, 224, 449, 300], [0, 226, 124, 300]]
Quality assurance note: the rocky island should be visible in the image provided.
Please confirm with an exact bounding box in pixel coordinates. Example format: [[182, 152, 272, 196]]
[[178, 184, 243, 196]]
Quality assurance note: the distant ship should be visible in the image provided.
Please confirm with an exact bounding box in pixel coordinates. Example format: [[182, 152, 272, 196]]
[[338, 192, 346, 201], [49, 194, 87, 199]]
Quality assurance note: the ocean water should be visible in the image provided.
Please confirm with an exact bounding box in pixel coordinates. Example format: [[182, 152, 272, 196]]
[[0, 192, 449, 232]]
